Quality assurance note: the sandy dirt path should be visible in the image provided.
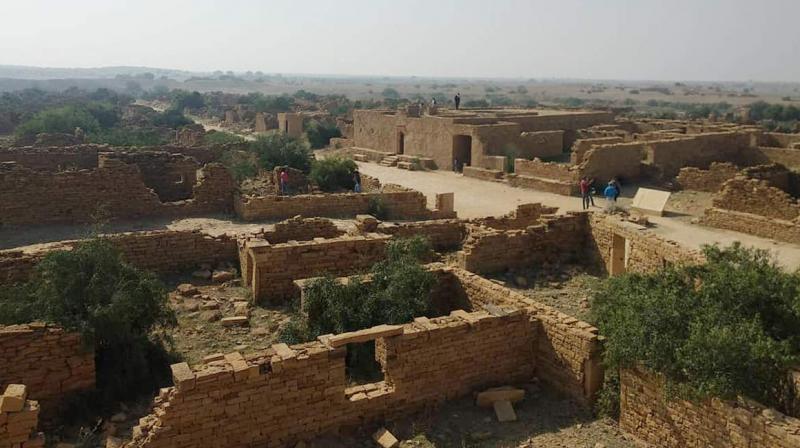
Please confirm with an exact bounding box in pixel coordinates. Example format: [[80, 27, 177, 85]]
[[357, 162, 800, 269]]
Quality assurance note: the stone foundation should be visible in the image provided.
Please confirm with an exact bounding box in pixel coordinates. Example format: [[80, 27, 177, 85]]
[[0, 385, 45, 448]]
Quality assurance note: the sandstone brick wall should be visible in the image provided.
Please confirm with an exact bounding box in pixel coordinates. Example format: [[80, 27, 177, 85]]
[[457, 213, 588, 274], [646, 131, 753, 179], [754, 147, 800, 171], [0, 145, 100, 170], [578, 141, 645, 184], [675, 162, 739, 192], [701, 208, 800, 244], [517, 130, 564, 159], [376, 219, 467, 251], [507, 173, 577, 196], [241, 234, 391, 302], [0, 324, 95, 416], [570, 136, 624, 164], [0, 387, 45, 448], [620, 368, 800, 448], [712, 176, 800, 221], [1, 230, 238, 286], [758, 132, 800, 149], [514, 158, 577, 182], [462, 166, 503, 181], [234, 191, 431, 222], [125, 309, 535, 448], [588, 214, 703, 274], [100, 151, 200, 202], [260, 217, 344, 244], [0, 161, 235, 227], [470, 203, 558, 231], [450, 268, 602, 404]]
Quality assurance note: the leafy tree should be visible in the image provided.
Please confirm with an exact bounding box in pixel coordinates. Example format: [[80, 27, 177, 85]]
[[592, 243, 800, 417], [0, 239, 177, 404], [382, 88, 400, 99], [152, 107, 193, 129], [204, 130, 246, 146], [249, 133, 312, 172], [171, 90, 205, 110], [14, 106, 100, 141], [309, 157, 356, 192], [305, 120, 342, 149]]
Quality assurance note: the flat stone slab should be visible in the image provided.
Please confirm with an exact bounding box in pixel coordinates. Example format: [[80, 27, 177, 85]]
[[631, 187, 671, 216], [493, 400, 517, 422]]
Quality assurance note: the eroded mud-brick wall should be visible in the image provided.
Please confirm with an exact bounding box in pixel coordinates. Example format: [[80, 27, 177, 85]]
[[0, 324, 95, 416]]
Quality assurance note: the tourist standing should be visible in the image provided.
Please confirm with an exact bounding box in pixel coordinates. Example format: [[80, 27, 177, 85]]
[[610, 177, 621, 201], [580, 177, 590, 210], [454, 92, 461, 110], [604, 181, 618, 211], [280, 169, 289, 195], [587, 178, 596, 207], [353, 169, 362, 193]]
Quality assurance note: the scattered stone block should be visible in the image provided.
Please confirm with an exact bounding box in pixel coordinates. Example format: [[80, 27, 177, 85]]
[[176, 284, 198, 297], [493, 400, 517, 422], [221, 316, 249, 327], [0, 384, 27, 412], [192, 270, 212, 280], [372, 427, 399, 448], [476, 386, 525, 407], [212, 270, 235, 283]]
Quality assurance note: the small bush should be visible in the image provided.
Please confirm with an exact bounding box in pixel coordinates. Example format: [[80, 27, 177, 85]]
[[15, 106, 101, 141], [249, 133, 312, 172], [305, 120, 342, 149], [309, 157, 356, 192], [368, 196, 388, 220], [0, 239, 178, 405], [219, 150, 258, 182], [89, 127, 167, 146], [205, 130, 246, 146], [152, 107, 193, 129], [592, 243, 800, 416], [279, 236, 435, 380]]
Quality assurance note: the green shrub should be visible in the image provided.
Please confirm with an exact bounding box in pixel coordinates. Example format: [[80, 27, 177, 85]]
[[205, 131, 246, 146], [592, 243, 800, 416], [249, 133, 312, 172], [309, 157, 356, 192], [219, 150, 258, 182], [0, 239, 178, 405], [279, 236, 435, 380], [368, 196, 388, 220], [15, 106, 101, 140], [305, 120, 342, 149], [152, 107, 193, 129]]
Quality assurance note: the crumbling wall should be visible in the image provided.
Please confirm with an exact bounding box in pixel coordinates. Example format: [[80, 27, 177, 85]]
[[234, 191, 431, 222], [1, 230, 238, 286], [588, 214, 703, 274], [126, 309, 535, 448], [570, 136, 624, 164], [470, 203, 558, 231], [758, 132, 800, 148], [752, 147, 800, 171], [0, 324, 95, 416], [675, 162, 740, 192], [516, 130, 564, 158], [711, 176, 799, 221], [100, 152, 200, 202], [701, 208, 800, 244], [462, 166, 503, 181], [514, 158, 576, 182], [261, 216, 344, 244], [0, 161, 235, 227], [376, 219, 467, 251], [241, 234, 391, 302], [620, 368, 800, 448], [579, 142, 644, 184], [645, 132, 754, 179], [0, 145, 100, 170], [457, 213, 587, 274]]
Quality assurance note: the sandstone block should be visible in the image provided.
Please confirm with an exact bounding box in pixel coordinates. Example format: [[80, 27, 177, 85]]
[[221, 316, 249, 327], [493, 400, 517, 422], [0, 384, 27, 412], [372, 427, 399, 448], [476, 386, 525, 407]]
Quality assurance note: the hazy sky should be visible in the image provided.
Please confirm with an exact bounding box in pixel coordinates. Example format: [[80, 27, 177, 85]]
[[2, 0, 799, 82]]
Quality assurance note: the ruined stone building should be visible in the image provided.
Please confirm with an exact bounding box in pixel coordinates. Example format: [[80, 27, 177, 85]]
[[351, 108, 614, 170]]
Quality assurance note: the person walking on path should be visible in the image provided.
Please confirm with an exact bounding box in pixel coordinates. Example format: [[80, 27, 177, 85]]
[[454, 92, 461, 110], [587, 177, 596, 207], [353, 169, 362, 193], [279, 168, 289, 195]]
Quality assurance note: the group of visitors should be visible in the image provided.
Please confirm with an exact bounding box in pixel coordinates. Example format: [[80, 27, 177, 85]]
[[579, 177, 621, 210], [277, 168, 362, 195]]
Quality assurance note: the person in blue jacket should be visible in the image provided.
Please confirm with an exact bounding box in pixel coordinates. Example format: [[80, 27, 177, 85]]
[[603, 181, 618, 210]]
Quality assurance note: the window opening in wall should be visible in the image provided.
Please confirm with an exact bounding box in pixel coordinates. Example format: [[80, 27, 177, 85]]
[[345, 340, 384, 385], [397, 132, 405, 155]]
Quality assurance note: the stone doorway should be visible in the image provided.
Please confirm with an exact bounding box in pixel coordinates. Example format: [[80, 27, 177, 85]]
[[452, 135, 472, 172]]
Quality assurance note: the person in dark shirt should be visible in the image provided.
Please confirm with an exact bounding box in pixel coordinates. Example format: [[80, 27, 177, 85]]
[[454, 92, 461, 110], [353, 169, 362, 193]]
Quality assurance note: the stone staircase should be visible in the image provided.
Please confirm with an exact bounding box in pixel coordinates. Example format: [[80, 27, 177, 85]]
[[379, 155, 399, 167]]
